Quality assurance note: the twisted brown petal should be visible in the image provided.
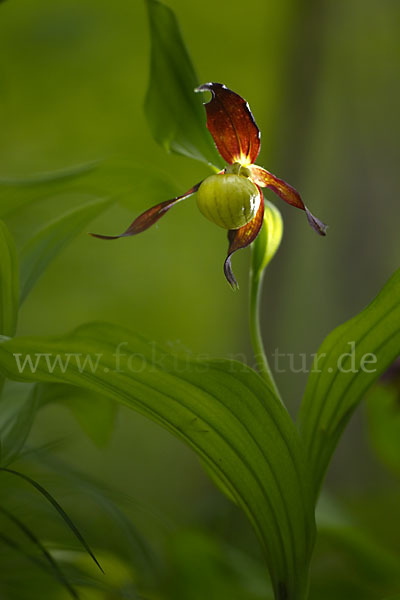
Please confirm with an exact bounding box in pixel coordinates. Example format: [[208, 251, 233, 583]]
[[249, 165, 327, 236], [224, 187, 265, 288], [195, 83, 261, 166], [90, 182, 202, 240]]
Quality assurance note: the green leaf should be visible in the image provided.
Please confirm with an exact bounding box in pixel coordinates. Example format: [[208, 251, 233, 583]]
[[366, 382, 400, 475], [0, 220, 19, 337], [0, 467, 103, 574], [28, 452, 163, 585], [18, 195, 114, 303], [145, 0, 222, 168], [0, 322, 315, 600], [251, 201, 284, 283], [298, 268, 400, 498]]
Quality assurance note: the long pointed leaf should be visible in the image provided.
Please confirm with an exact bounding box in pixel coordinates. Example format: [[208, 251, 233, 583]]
[[298, 268, 400, 498], [28, 451, 162, 583], [0, 322, 315, 599], [145, 0, 222, 168], [0, 468, 103, 574]]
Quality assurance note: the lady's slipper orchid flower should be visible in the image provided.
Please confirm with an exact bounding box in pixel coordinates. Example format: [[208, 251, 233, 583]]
[[92, 83, 326, 287]]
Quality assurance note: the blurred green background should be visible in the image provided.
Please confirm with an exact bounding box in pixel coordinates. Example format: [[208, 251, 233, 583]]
[[1, 0, 399, 598]]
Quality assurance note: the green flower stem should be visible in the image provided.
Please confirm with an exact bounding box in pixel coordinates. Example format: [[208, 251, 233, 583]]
[[249, 269, 282, 403]]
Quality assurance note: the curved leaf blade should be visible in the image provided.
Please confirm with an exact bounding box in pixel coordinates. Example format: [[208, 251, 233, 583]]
[[145, 0, 222, 168], [0, 322, 315, 599], [28, 452, 162, 584], [298, 268, 400, 498], [0, 468, 103, 574]]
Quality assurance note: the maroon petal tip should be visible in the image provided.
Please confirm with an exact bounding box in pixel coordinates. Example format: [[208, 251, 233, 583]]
[[223, 256, 239, 290], [250, 165, 327, 236], [89, 182, 202, 241], [89, 232, 124, 240], [305, 208, 328, 236]]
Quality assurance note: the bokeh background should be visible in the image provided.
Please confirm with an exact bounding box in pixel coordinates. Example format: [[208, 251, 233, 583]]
[[0, 0, 399, 598]]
